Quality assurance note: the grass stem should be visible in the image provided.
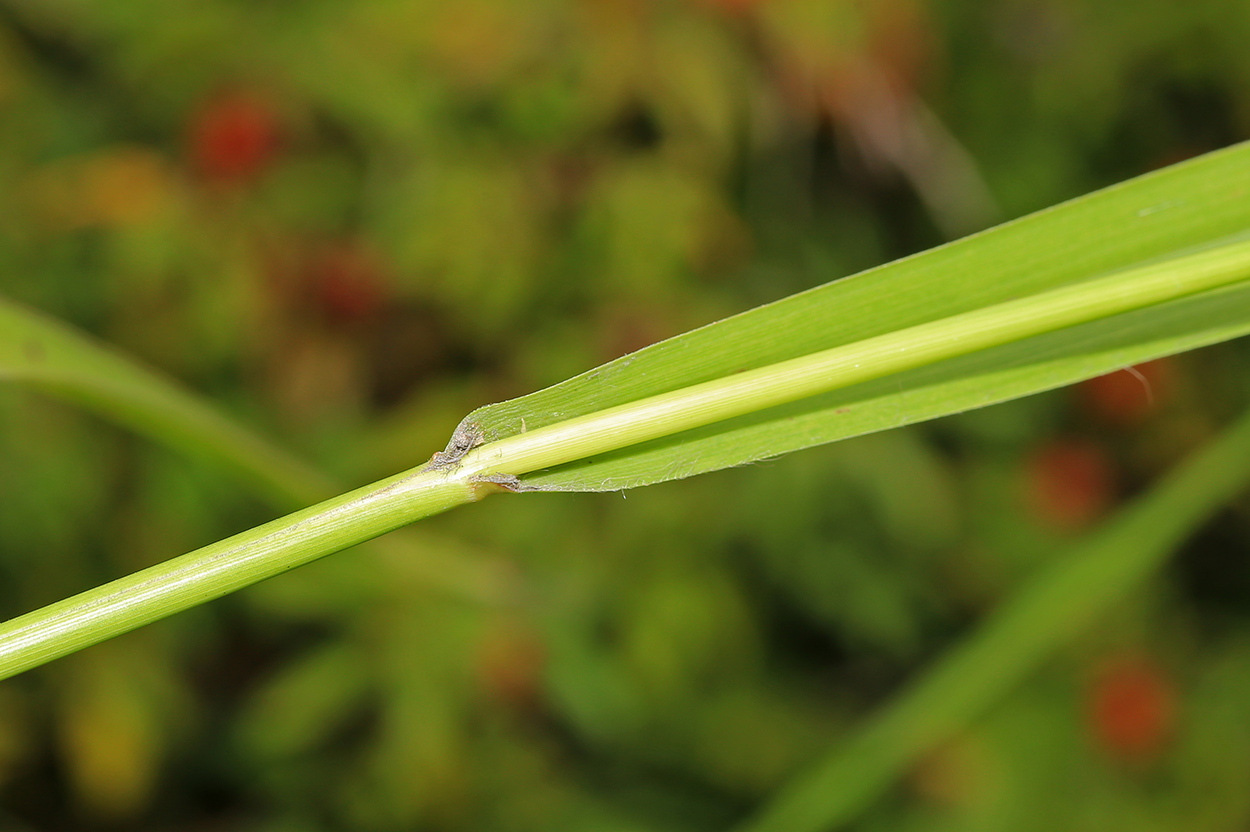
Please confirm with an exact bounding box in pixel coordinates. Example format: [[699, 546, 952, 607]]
[[0, 466, 480, 680]]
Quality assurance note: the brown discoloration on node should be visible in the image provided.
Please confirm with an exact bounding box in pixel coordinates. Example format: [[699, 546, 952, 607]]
[[474, 473, 528, 493], [425, 420, 485, 471], [471, 474, 528, 499]]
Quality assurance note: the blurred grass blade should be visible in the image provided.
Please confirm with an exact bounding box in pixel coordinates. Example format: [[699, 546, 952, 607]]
[[457, 141, 1250, 491], [736, 405, 1250, 832], [0, 297, 332, 508], [0, 297, 512, 605]]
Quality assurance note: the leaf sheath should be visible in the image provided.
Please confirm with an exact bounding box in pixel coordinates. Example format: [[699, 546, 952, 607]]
[[0, 466, 480, 680]]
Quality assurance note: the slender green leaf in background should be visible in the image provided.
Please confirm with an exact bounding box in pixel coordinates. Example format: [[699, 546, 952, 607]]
[[0, 298, 513, 605], [737, 403, 1250, 832], [461, 141, 1250, 490], [0, 297, 333, 508]]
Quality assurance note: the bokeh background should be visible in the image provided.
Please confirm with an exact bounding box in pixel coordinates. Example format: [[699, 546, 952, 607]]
[[2, 0, 1250, 829]]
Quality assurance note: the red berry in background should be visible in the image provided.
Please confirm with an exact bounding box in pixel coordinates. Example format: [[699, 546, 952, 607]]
[[1077, 359, 1175, 428], [188, 91, 281, 184], [1024, 439, 1115, 531], [311, 242, 390, 325], [1086, 655, 1176, 763]]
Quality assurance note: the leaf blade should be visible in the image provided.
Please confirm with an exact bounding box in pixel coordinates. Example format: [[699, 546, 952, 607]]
[[524, 275, 1250, 490], [456, 142, 1250, 490]]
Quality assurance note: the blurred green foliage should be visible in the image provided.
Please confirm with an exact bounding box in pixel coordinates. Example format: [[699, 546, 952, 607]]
[[1, 0, 1250, 829]]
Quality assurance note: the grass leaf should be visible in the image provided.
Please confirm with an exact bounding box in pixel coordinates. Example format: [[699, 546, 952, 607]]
[[4, 144, 1250, 676], [458, 142, 1250, 490]]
